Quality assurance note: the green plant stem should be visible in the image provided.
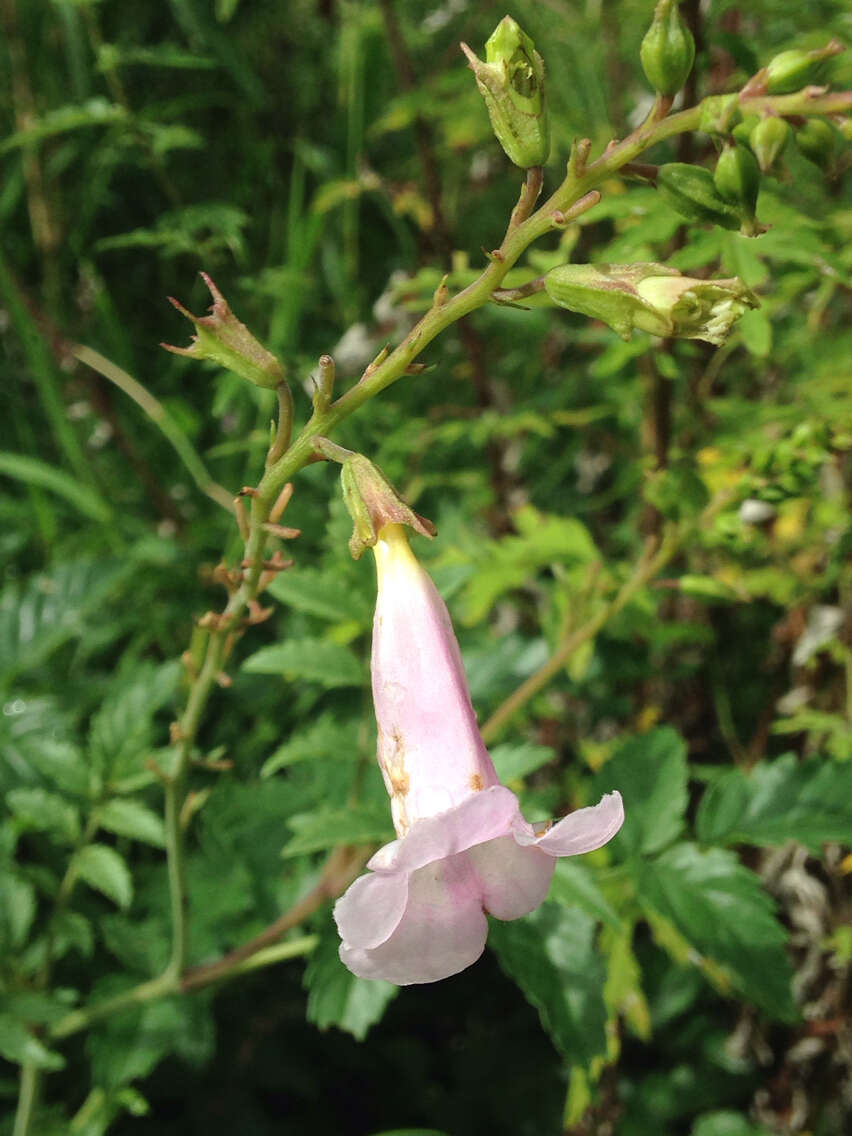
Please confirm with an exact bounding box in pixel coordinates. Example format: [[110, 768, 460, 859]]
[[12, 1062, 39, 1136], [50, 938, 318, 1041], [72, 344, 232, 512], [481, 530, 680, 744]]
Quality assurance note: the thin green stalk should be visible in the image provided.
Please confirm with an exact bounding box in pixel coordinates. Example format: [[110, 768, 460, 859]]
[[73, 344, 232, 512], [12, 1062, 39, 1136]]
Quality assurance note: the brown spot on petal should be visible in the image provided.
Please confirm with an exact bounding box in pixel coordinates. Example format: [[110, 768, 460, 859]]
[[470, 773, 484, 791], [389, 766, 410, 796]]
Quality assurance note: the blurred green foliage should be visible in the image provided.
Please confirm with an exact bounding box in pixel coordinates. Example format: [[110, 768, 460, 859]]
[[1, 0, 851, 1134]]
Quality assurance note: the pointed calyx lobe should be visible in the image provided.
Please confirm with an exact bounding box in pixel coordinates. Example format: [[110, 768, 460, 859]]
[[163, 272, 286, 390], [334, 524, 624, 985]]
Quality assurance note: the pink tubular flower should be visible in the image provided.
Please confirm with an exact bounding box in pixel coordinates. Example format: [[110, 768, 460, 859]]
[[334, 523, 624, 985]]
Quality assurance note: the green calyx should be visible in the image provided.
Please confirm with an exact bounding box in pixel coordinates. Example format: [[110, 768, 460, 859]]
[[461, 16, 550, 169], [640, 0, 695, 97], [314, 442, 436, 560], [796, 118, 837, 170], [163, 273, 286, 390], [544, 262, 758, 346]]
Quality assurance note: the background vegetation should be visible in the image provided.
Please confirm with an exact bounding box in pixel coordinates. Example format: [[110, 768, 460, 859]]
[[1, 1, 850, 1133]]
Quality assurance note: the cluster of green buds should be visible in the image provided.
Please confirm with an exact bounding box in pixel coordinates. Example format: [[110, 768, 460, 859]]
[[640, 0, 695, 97], [543, 262, 758, 345], [461, 16, 549, 169]]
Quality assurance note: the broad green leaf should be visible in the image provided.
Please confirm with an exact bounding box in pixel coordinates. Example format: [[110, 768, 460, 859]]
[[460, 506, 599, 624], [636, 843, 795, 1020], [0, 99, 126, 154], [549, 859, 622, 930], [490, 742, 555, 783], [261, 713, 364, 777], [87, 991, 214, 1088], [592, 727, 688, 856], [243, 638, 365, 688], [0, 1013, 65, 1070], [281, 806, 392, 858], [74, 845, 133, 910], [268, 568, 371, 624], [96, 799, 166, 848], [0, 561, 126, 684], [88, 661, 181, 782], [692, 1112, 774, 1136], [6, 787, 80, 844], [0, 873, 36, 949], [696, 754, 852, 853], [489, 902, 607, 1064], [14, 738, 90, 797], [0, 452, 111, 521], [304, 922, 398, 1040]]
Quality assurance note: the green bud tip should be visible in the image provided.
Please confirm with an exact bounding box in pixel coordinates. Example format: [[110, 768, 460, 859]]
[[749, 116, 791, 173], [640, 0, 695, 98], [461, 16, 550, 169], [163, 272, 286, 390], [764, 39, 844, 96]]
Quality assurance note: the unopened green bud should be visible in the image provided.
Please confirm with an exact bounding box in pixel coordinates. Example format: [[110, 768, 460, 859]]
[[640, 0, 695, 97], [163, 273, 286, 390], [795, 118, 837, 169], [657, 163, 741, 230], [749, 116, 791, 172], [765, 39, 843, 95], [461, 16, 549, 168], [329, 448, 436, 560], [732, 114, 760, 145], [714, 142, 761, 231], [544, 262, 757, 345]]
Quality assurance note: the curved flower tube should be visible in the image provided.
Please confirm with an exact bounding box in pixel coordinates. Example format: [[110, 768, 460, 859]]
[[334, 523, 624, 984]]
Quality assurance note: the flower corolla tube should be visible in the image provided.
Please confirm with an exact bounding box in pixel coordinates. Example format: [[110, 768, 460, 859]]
[[334, 523, 624, 984]]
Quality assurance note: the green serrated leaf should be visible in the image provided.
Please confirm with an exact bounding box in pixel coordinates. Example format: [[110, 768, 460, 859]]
[[243, 638, 365, 688], [88, 661, 181, 783], [489, 742, 555, 783], [96, 799, 166, 848], [696, 754, 852, 852], [636, 843, 795, 1020], [268, 568, 371, 625], [74, 845, 133, 910], [489, 902, 607, 1064], [304, 921, 398, 1040], [691, 1111, 774, 1136], [281, 806, 392, 858], [592, 727, 688, 856], [0, 1013, 65, 1069], [261, 713, 363, 777], [6, 787, 80, 844], [0, 873, 36, 949], [0, 561, 126, 685], [0, 452, 111, 522], [460, 506, 599, 624], [549, 859, 622, 930]]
